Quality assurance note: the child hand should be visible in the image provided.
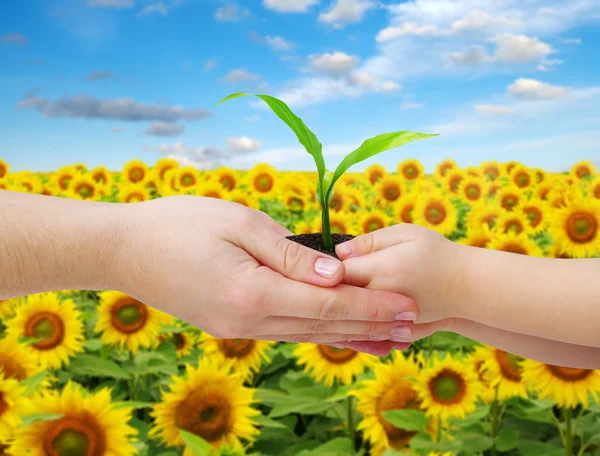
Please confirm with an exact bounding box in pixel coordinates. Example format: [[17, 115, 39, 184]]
[[336, 223, 469, 325]]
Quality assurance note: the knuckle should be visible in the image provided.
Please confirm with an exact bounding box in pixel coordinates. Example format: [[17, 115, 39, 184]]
[[362, 232, 375, 253], [319, 294, 348, 320], [364, 321, 379, 335], [307, 319, 329, 333], [365, 292, 382, 321], [238, 208, 259, 230], [288, 333, 311, 343], [276, 237, 303, 273]]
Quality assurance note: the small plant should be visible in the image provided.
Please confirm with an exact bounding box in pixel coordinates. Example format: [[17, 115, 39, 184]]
[[218, 93, 438, 252]]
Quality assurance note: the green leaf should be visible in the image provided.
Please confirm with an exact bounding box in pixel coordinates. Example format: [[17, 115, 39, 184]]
[[381, 410, 430, 433], [20, 413, 63, 427], [254, 414, 289, 429], [20, 370, 48, 396], [83, 339, 104, 351], [114, 401, 154, 410], [330, 131, 438, 194], [179, 429, 213, 456], [297, 437, 355, 455], [516, 440, 563, 456], [218, 93, 325, 195], [268, 394, 334, 418], [496, 428, 519, 452], [68, 354, 129, 379], [316, 169, 335, 207]]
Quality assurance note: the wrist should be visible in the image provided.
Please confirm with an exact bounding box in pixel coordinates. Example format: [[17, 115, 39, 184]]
[[447, 242, 481, 319]]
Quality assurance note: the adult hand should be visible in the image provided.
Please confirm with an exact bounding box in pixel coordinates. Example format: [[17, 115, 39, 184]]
[[111, 196, 418, 350]]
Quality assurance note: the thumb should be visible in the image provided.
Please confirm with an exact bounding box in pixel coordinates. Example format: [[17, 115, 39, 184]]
[[239, 223, 345, 287]]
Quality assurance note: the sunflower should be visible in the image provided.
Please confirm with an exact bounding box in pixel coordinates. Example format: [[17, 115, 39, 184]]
[[0, 298, 19, 320], [365, 164, 386, 185], [457, 224, 494, 249], [414, 352, 480, 421], [487, 232, 543, 257], [172, 167, 200, 195], [41, 183, 60, 197], [196, 181, 225, 199], [443, 169, 465, 195], [521, 360, 600, 408], [89, 165, 111, 187], [358, 209, 391, 234], [0, 374, 31, 442], [466, 166, 481, 177], [495, 212, 532, 236], [122, 159, 150, 185], [353, 352, 427, 455], [213, 167, 239, 191], [117, 182, 151, 203], [11, 172, 42, 194], [504, 161, 519, 175], [435, 159, 457, 179], [95, 291, 174, 353], [11, 382, 137, 456], [159, 331, 197, 359], [376, 176, 403, 206], [396, 194, 418, 224], [520, 199, 548, 233], [294, 344, 377, 387], [150, 358, 259, 453], [154, 157, 180, 183], [497, 186, 522, 212], [5, 293, 84, 369], [52, 166, 78, 193], [533, 168, 547, 184], [248, 163, 277, 197], [549, 197, 600, 258], [327, 187, 351, 213], [199, 334, 273, 381], [320, 211, 355, 235], [0, 336, 45, 382], [0, 159, 9, 180], [285, 191, 309, 214], [66, 175, 98, 201], [485, 182, 503, 198], [397, 159, 424, 181], [510, 165, 534, 190], [571, 160, 596, 180], [459, 176, 485, 203], [346, 188, 367, 213], [413, 191, 458, 236], [466, 346, 496, 403], [227, 190, 260, 210], [294, 220, 317, 234], [586, 176, 600, 200], [481, 348, 528, 400], [481, 161, 502, 182]]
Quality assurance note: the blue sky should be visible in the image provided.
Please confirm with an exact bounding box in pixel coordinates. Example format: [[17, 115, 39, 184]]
[[1, 0, 600, 173]]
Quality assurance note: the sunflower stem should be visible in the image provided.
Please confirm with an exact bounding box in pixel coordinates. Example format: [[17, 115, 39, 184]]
[[347, 395, 356, 449], [322, 204, 333, 252], [435, 415, 442, 444], [489, 386, 501, 456], [563, 406, 573, 456]]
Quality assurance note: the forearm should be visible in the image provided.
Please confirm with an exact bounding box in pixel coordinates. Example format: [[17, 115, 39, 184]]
[[459, 245, 600, 348], [0, 190, 126, 298]]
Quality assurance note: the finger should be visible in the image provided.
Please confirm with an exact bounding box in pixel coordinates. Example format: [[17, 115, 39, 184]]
[[253, 316, 415, 339], [254, 333, 384, 344], [260, 269, 419, 321], [332, 341, 412, 356], [238, 215, 345, 288], [253, 209, 293, 237], [341, 249, 389, 288], [335, 223, 420, 260]]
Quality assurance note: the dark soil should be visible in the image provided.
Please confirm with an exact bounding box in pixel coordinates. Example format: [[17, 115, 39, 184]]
[[286, 232, 355, 260]]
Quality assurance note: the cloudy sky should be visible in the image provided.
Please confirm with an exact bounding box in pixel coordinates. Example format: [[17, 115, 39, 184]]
[[1, 0, 600, 173]]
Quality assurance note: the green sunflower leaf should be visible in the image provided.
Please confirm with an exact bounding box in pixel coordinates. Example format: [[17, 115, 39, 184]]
[[179, 429, 213, 456], [382, 409, 430, 433]]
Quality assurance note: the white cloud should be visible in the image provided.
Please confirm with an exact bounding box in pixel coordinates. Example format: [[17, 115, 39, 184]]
[[145, 121, 184, 137], [308, 51, 360, 76], [86, 0, 133, 8], [451, 9, 523, 33], [226, 136, 262, 153], [536, 58, 563, 71], [401, 101, 423, 110], [475, 104, 513, 115], [263, 0, 318, 13], [508, 78, 570, 100], [318, 0, 375, 28], [157, 142, 228, 169], [560, 37, 582, 44], [138, 2, 168, 16], [381, 81, 402, 92], [491, 34, 553, 63], [220, 69, 261, 83], [445, 45, 492, 66], [376, 23, 443, 42], [215, 3, 250, 22], [265, 35, 295, 51], [203, 59, 217, 72]]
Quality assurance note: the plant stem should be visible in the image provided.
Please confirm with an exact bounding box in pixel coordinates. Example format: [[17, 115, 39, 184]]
[[435, 415, 442, 443], [347, 396, 356, 450], [563, 407, 573, 456], [489, 386, 501, 456], [322, 204, 333, 252]]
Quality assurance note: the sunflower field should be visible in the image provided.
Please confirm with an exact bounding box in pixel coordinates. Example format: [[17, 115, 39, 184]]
[[1, 155, 600, 456]]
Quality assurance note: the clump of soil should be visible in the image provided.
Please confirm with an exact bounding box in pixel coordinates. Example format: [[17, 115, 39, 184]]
[[286, 232, 355, 260]]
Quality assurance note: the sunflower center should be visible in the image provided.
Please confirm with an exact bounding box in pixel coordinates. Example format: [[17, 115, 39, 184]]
[[377, 383, 420, 447], [93, 173, 106, 184], [474, 360, 490, 386], [364, 217, 384, 233], [330, 221, 346, 234], [466, 185, 481, 200], [254, 174, 274, 192], [504, 220, 523, 234], [501, 195, 518, 210], [44, 415, 106, 456], [369, 170, 383, 184], [110, 298, 148, 334], [576, 167, 590, 179], [126, 193, 144, 203], [525, 207, 542, 227], [384, 185, 401, 201], [503, 243, 527, 255], [482, 214, 497, 229], [439, 164, 452, 177], [547, 365, 593, 382], [425, 203, 446, 225], [203, 191, 221, 199], [0, 392, 7, 418], [288, 197, 304, 213], [0, 165, 6, 178], [317, 345, 358, 364], [219, 175, 235, 190], [329, 195, 341, 211], [400, 204, 414, 224], [181, 174, 195, 187], [129, 168, 144, 183], [0, 357, 27, 381], [496, 350, 523, 382], [173, 333, 186, 350], [25, 312, 65, 350], [403, 166, 417, 179], [515, 172, 530, 188], [175, 388, 232, 443], [76, 184, 94, 198], [593, 185, 600, 199], [159, 166, 174, 181], [59, 176, 72, 190], [429, 369, 466, 404], [217, 339, 256, 359], [566, 212, 598, 243], [484, 167, 499, 181]]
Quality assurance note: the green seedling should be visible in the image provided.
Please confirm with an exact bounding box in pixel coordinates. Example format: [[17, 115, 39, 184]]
[[218, 93, 438, 252]]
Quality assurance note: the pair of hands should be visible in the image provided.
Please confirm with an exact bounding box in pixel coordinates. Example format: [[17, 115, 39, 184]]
[[111, 196, 441, 356]]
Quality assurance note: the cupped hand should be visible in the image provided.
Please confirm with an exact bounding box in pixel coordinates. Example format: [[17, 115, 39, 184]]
[[110, 196, 418, 353]]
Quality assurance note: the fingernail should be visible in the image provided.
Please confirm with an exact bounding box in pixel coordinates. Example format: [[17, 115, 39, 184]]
[[315, 257, 341, 278], [390, 326, 412, 339], [368, 335, 389, 341], [336, 242, 352, 258], [395, 311, 417, 322], [328, 343, 345, 348]]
